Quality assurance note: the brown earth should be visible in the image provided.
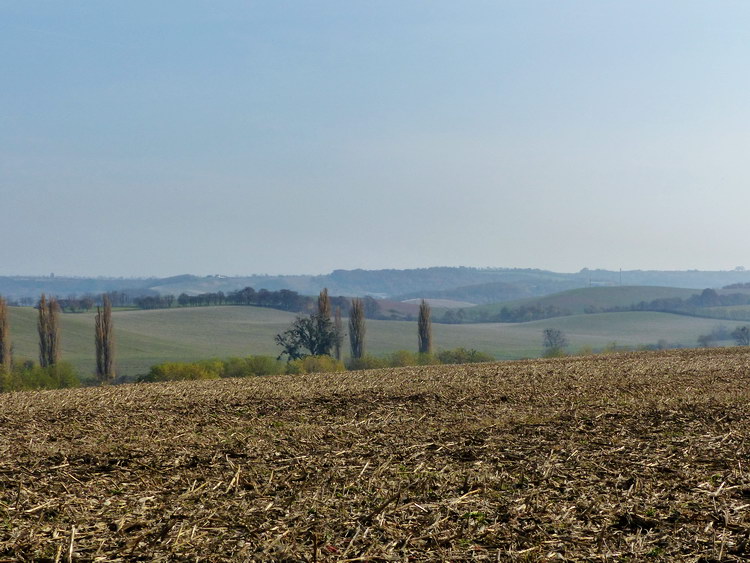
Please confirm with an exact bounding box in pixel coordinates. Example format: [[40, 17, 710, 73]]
[[2, 348, 750, 561]]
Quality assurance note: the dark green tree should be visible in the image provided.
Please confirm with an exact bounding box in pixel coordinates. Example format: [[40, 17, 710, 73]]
[[275, 313, 338, 361], [275, 289, 338, 361]]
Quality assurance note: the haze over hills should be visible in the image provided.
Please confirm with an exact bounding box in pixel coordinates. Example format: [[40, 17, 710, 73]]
[[3, 267, 750, 304]]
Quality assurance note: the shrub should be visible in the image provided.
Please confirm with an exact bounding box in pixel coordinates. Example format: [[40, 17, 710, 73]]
[[143, 362, 221, 382], [285, 355, 345, 375], [0, 361, 80, 392], [221, 357, 251, 378], [387, 350, 419, 367], [222, 356, 284, 378], [417, 352, 439, 365], [246, 355, 284, 376], [543, 347, 567, 358], [437, 347, 494, 364], [382, 350, 440, 367], [347, 355, 387, 371]]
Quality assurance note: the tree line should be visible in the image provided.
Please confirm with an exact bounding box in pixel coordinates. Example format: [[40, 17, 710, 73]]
[[132, 286, 384, 318], [441, 303, 571, 324], [0, 290, 498, 390], [0, 294, 116, 392], [274, 289, 446, 367]]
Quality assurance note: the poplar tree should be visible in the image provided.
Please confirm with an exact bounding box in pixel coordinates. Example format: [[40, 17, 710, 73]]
[[38, 294, 61, 368], [317, 288, 331, 319], [333, 306, 343, 361], [95, 295, 116, 383], [349, 298, 366, 360], [417, 299, 432, 355], [0, 297, 10, 373], [314, 288, 334, 356]]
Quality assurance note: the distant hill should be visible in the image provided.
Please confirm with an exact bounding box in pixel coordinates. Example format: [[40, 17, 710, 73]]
[[461, 286, 700, 322], [397, 280, 567, 305], [3, 267, 750, 303]]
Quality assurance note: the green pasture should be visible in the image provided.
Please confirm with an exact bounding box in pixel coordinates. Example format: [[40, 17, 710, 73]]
[[6, 306, 737, 381], [463, 285, 699, 319]]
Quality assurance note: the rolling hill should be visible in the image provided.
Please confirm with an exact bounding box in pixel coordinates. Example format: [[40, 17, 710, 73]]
[[459, 285, 700, 321], [6, 305, 739, 381], [5, 267, 750, 303]]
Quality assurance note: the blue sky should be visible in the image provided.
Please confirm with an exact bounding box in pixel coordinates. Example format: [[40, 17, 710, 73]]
[[2, 1, 749, 276]]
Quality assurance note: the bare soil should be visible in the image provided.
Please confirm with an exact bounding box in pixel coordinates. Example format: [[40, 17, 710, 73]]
[[2, 347, 750, 561]]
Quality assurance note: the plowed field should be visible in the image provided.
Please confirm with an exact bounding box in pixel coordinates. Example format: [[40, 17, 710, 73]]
[[2, 348, 750, 561]]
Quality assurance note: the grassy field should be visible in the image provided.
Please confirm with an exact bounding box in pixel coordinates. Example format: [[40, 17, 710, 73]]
[[697, 305, 750, 321], [462, 285, 699, 319], [2, 347, 750, 560], [6, 306, 737, 380]]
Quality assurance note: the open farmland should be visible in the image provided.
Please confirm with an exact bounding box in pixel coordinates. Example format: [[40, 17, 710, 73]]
[[6, 306, 735, 380], [2, 348, 750, 560], [463, 286, 700, 319]]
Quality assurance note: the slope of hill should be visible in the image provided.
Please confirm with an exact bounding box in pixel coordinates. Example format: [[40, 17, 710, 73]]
[[5, 267, 750, 303], [6, 306, 735, 380], [461, 285, 700, 321], [2, 348, 750, 559]]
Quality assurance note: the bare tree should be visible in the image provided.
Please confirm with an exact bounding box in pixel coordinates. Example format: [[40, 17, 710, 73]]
[[349, 298, 366, 360], [0, 296, 10, 373], [317, 288, 331, 319], [542, 328, 568, 357], [38, 294, 61, 368], [95, 295, 116, 383], [333, 306, 343, 361], [732, 325, 750, 346], [418, 299, 432, 355]]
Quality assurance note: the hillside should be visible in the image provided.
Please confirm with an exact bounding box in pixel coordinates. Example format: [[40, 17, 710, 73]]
[[2, 348, 750, 559], [6, 306, 737, 380], [460, 285, 699, 321], [4, 267, 750, 303]]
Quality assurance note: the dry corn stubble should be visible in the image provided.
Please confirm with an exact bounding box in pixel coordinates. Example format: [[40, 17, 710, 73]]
[[1, 347, 750, 560]]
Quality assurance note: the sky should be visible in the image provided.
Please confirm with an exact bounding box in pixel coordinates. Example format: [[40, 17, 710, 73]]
[[2, 1, 750, 277]]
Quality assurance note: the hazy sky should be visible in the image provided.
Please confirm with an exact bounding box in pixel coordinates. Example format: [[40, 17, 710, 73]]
[[2, 1, 749, 277]]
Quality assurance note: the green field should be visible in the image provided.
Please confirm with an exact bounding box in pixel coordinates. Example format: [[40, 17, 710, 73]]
[[462, 285, 699, 319], [6, 305, 738, 381], [696, 304, 750, 321]]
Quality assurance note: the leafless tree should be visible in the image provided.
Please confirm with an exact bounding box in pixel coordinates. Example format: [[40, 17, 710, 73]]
[[0, 297, 10, 373], [334, 306, 343, 361], [349, 298, 366, 360], [418, 299, 432, 355], [542, 328, 568, 357], [732, 325, 750, 346], [317, 288, 331, 319], [95, 294, 116, 383], [38, 294, 61, 368]]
